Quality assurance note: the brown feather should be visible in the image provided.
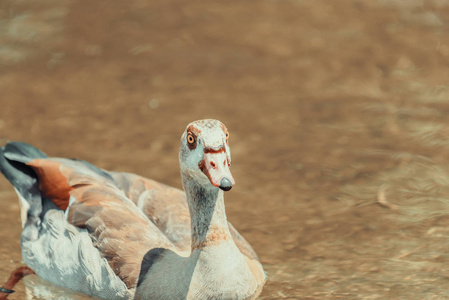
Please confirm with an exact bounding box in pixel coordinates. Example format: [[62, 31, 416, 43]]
[[27, 159, 173, 288], [26, 159, 73, 210], [67, 182, 173, 288]]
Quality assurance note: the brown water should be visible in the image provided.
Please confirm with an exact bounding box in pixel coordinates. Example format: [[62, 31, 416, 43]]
[[1, 0, 449, 299]]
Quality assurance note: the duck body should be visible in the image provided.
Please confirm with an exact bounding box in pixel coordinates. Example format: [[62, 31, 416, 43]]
[[0, 119, 266, 299]]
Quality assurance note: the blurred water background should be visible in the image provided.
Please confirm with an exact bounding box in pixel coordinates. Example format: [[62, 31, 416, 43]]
[[1, 0, 449, 298]]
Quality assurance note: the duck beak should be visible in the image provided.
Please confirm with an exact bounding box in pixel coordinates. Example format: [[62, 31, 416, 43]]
[[200, 149, 235, 191]]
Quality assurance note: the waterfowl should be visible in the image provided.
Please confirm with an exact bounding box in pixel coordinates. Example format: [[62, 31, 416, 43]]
[[0, 119, 266, 299]]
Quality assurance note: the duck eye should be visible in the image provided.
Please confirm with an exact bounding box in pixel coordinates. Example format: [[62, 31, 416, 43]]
[[225, 131, 229, 142], [187, 134, 195, 144], [187, 132, 197, 150]]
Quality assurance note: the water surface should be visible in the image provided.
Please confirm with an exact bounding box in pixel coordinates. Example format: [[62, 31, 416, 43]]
[[1, 0, 449, 298]]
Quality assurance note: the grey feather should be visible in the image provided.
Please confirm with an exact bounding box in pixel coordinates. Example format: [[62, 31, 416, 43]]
[[22, 209, 134, 300]]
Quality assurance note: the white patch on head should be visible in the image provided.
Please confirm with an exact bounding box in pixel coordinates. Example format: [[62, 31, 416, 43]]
[[195, 120, 227, 149], [179, 119, 231, 185]]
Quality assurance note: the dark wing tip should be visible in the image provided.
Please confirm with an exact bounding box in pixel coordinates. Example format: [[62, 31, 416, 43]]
[[4, 141, 48, 163]]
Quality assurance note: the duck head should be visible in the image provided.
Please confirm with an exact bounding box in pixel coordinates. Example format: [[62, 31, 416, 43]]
[[179, 119, 235, 191]]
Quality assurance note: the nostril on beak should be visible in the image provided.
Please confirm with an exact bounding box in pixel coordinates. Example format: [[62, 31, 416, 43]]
[[210, 161, 216, 168], [219, 178, 233, 191]]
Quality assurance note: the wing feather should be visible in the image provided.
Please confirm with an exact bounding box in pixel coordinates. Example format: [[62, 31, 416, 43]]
[[27, 158, 174, 288]]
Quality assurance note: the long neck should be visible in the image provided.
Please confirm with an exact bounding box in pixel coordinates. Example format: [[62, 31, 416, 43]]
[[137, 178, 257, 300], [137, 174, 258, 299], [182, 177, 233, 250]]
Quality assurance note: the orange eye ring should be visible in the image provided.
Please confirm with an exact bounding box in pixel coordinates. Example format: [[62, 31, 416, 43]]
[[225, 131, 230, 141], [187, 133, 195, 144]]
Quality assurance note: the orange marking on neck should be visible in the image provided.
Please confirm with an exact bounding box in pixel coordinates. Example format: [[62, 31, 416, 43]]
[[192, 226, 232, 250], [26, 159, 73, 210]]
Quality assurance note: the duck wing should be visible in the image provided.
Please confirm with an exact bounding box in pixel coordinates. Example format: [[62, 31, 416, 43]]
[[111, 172, 192, 252], [25, 158, 175, 288]]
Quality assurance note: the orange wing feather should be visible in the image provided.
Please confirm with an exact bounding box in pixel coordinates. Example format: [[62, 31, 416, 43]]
[[26, 159, 73, 210]]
